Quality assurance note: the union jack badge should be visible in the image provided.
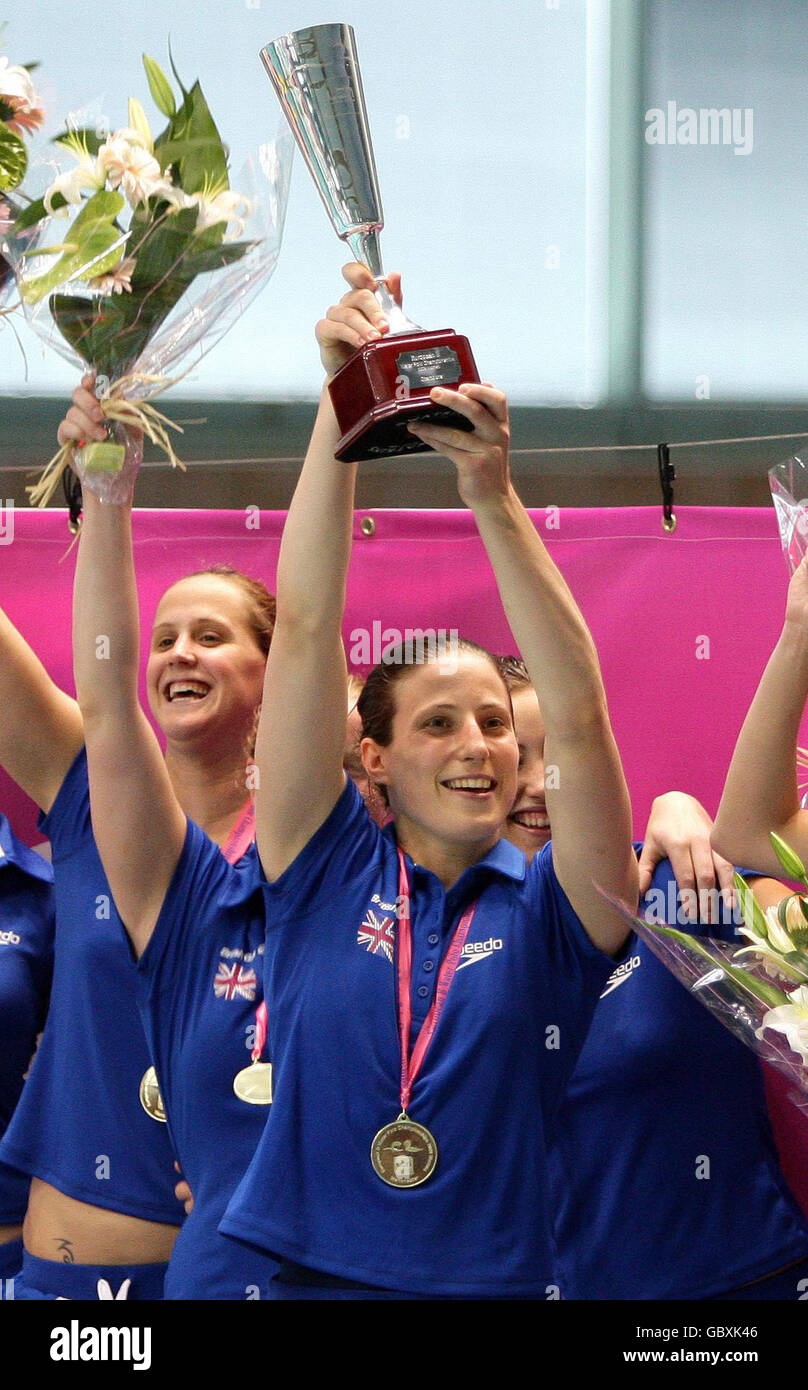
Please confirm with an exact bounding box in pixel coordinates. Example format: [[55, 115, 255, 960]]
[[357, 909, 395, 963], [213, 960, 258, 1001]]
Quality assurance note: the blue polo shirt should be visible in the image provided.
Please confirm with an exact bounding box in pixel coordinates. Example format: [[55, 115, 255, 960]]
[[221, 777, 615, 1297], [0, 749, 182, 1224], [0, 817, 54, 1224], [136, 819, 278, 1300], [550, 856, 808, 1299]]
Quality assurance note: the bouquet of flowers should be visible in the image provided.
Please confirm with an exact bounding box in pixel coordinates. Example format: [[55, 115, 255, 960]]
[[604, 834, 808, 1113], [8, 52, 291, 504], [0, 37, 44, 305]]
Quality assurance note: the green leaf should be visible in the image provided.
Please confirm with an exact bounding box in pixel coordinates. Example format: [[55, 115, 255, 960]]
[[12, 191, 67, 231], [62, 189, 124, 241], [127, 205, 199, 287], [0, 124, 27, 193], [154, 137, 226, 174], [51, 127, 105, 157], [167, 40, 189, 100], [48, 294, 123, 377], [143, 53, 176, 118], [770, 832, 808, 887], [733, 872, 771, 941], [647, 922, 789, 1009], [21, 189, 125, 304], [181, 238, 254, 275], [156, 81, 228, 196]]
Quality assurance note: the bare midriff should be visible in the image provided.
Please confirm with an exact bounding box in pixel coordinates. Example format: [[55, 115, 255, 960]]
[[23, 1177, 179, 1265]]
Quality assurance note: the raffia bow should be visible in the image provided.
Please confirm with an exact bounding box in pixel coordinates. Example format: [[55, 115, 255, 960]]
[[28, 370, 186, 507]]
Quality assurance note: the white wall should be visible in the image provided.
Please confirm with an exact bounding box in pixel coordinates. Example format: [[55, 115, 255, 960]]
[[643, 0, 808, 400]]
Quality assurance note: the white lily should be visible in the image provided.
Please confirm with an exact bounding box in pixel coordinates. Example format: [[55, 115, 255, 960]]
[[192, 188, 252, 241], [762, 904, 797, 955], [0, 55, 35, 106], [756, 984, 808, 1065], [735, 936, 808, 984], [161, 183, 251, 240], [126, 99, 153, 152], [43, 158, 105, 215]]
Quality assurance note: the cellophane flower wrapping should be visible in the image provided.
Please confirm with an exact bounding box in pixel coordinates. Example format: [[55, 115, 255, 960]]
[[600, 882, 808, 1115], [7, 57, 293, 501], [769, 453, 808, 573]]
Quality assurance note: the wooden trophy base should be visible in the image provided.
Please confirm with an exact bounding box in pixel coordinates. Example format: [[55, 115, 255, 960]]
[[328, 328, 480, 463]]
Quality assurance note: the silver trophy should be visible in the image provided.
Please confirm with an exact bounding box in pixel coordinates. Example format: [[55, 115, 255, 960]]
[[260, 23, 412, 333], [260, 23, 479, 462]]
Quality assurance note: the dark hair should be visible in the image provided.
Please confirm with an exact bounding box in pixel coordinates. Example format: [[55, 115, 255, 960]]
[[179, 564, 276, 656], [357, 637, 512, 806], [498, 654, 531, 691]]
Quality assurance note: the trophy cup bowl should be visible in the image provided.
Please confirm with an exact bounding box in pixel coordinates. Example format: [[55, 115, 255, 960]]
[[260, 23, 480, 462]]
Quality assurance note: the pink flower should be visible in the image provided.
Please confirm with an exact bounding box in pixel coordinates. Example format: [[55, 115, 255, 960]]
[[0, 58, 44, 136], [7, 105, 45, 137], [88, 256, 137, 296]]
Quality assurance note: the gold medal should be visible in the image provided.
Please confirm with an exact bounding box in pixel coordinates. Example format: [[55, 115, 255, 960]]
[[370, 1115, 438, 1187], [139, 1065, 167, 1123], [233, 1060, 273, 1106]]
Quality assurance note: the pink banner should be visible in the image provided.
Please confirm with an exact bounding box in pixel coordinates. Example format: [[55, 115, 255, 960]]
[[4, 504, 797, 839], [3, 503, 806, 1206]]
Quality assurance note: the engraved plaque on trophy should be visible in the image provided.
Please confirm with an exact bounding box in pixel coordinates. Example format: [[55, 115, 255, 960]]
[[260, 23, 480, 462]]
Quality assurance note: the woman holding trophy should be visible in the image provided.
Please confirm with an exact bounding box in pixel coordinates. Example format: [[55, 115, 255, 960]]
[[218, 262, 637, 1299]]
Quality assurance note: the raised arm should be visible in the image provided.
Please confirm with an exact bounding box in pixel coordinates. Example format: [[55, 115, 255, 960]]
[[409, 392, 637, 953], [713, 554, 808, 873], [61, 379, 186, 955], [0, 609, 83, 811], [254, 265, 398, 880]]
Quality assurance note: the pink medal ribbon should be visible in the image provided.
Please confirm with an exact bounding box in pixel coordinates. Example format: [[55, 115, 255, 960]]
[[222, 801, 272, 1100], [395, 846, 477, 1115], [222, 799, 256, 866], [251, 1000, 268, 1066]]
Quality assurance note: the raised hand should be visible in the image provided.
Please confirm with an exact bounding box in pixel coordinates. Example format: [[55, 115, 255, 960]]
[[57, 373, 143, 504], [57, 373, 108, 450], [408, 382, 511, 512], [315, 261, 402, 379]]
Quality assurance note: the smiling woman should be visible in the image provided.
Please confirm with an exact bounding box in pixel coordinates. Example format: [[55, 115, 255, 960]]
[[0, 378, 283, 1301], [218, 263, 638, 1300], [147, 569, 273, 772]]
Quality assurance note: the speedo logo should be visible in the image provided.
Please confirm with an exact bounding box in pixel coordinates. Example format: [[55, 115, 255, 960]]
[[600, 954, 641, 997], [0, 930, 20, 946], [456, 937, 503, 970]]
